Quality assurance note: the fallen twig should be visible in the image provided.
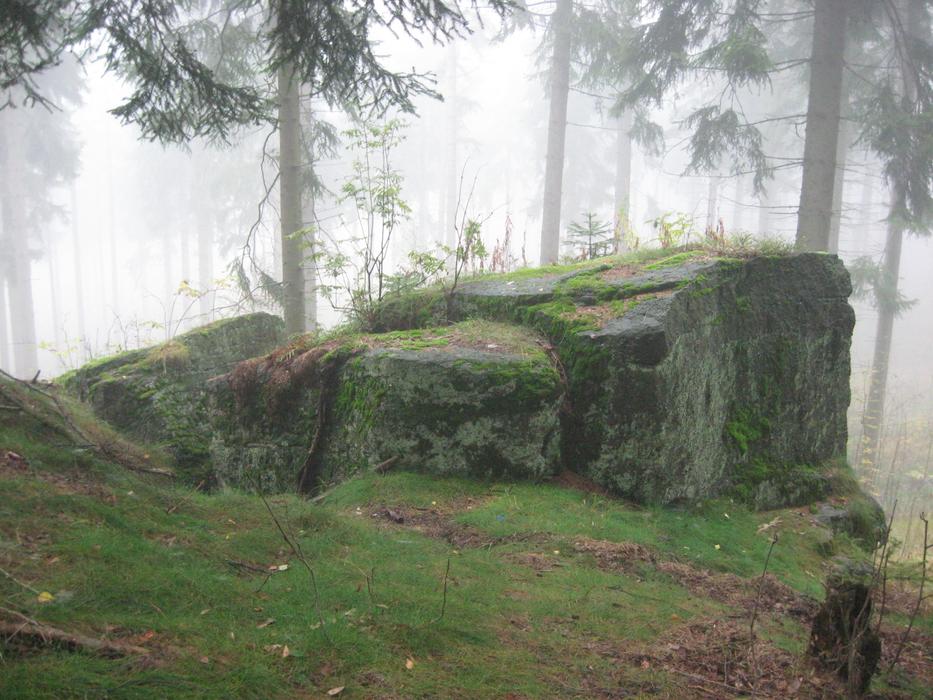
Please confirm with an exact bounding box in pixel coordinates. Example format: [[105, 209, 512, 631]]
[[374, 456, 398, 474], [255, 488, 331, 643], [888, 512, 929, 672], [0, 566, 40, 595], [0, 369, 173, 479], [166, 480, 206, 514], [433, 558, 451, 623], [749, 534, 778, 688], [226, 559, 269, 575], [0, 611, 148, 657]]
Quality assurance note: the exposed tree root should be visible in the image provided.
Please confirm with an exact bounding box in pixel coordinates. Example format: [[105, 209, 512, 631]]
[[0, 615, 149, 658]]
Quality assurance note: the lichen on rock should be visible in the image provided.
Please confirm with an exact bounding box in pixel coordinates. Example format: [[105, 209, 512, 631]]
[[59, 312, 285, 482], [208, 321, 562, 492]]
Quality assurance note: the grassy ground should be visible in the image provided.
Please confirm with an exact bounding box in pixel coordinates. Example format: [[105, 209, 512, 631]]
[[1, 380, 930, 698]]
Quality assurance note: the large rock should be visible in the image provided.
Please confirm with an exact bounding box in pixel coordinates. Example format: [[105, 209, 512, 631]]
[[207, 322, 562, 492], [207, 249, 856, 506], [443, 251, 853, 505], [60, 313, 285, 481], [570, 254, 853, 505]]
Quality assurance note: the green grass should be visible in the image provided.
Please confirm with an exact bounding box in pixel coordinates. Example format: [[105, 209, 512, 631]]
[[331, 473, 841, 598], [0, 386, 925, 699], [0, 418, 709, 698]]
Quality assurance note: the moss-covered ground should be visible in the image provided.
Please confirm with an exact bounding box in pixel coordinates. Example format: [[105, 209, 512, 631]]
[[2, 377, 930, 698]]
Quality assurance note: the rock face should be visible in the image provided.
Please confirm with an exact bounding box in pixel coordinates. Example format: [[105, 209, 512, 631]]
[[207, 322, 561, 492], [60, 313, 285, 481], [205, 250, 855, 505], [571, 254, 853, 505]]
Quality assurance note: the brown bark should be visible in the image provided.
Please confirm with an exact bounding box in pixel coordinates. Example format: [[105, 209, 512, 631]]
[[795, 0, 848, 251], [0, 619, 149, 657], [278, 60, 305, 336], [539, 0, 573, 264], [613, 111, 633, 251], [68, 184, 87, 362], [0, 110, 39, 378], [858, 0, 927, 475]]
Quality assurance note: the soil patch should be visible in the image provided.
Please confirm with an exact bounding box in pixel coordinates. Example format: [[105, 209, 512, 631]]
[[369, 505, 546, 550], [573, 536, 816, 620], [0, 449, 115, 501], [622, 616, 845, 698]]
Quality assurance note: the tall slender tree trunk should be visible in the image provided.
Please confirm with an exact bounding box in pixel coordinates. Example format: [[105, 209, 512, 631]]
[[732, 175, 745, 231], [796, 0, 848, 251], [0, 112, 39, 378], [180, 219, 190, 284], [445, 42, 459, 249], [856, 162, 875, 253], [706, 175, 719, 232], [858, 0, 927, 477], [0, 275, 9, 371], [107, 146, 119, 318], [299, 108, 318, 334], [278, 60, 305, 336], [613, 110, 633, 251], [539, 0, 573, 264], [859, 217, 903, 477], [303, 242, 317, 332], [757, 183, 772, 237], [827, 117, 850, 254], [69, 184, 87, 362], [196, 200, 213, 320], [46, 238, 63, 353]]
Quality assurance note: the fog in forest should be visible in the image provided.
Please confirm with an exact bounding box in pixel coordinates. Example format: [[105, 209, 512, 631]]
[[1, 1, 930, 556]]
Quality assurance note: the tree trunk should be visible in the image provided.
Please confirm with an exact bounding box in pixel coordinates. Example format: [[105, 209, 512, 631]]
[[0, 273, 9, 371], [796, 0, 848, 251], [614, 110, 633, 251], [539, 0, 573, 264], [0, 112, 39, 378], [827, 117, 850, 255], [445, 42, 459, 249], [303, 244, 317, 332], [706, 175, 719, 232], [858, 0, 926, 477], [855, 161, 874, 252], [732, 175, 745, 232], [299, 102, 320, 333], [69, 184, 87, 362], [757, 182, 772, 237], [47, 238, 63, 353], [196, 199, 213, 320], [278, 60, 305, 336], [107, 146, 120, 318], [859, 218, 903, 479]]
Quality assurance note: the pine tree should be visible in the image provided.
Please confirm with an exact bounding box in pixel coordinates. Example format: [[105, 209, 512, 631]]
[[0, 59, 81, 378], [565, 212, 613, 259], [595, 0, 930, 252], [1, 0, 512, 334]]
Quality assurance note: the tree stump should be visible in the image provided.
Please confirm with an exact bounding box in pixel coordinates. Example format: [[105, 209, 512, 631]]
[[808, 571, 881, 696]]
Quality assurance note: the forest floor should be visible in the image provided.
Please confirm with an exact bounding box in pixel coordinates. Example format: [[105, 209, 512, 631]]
[[0, 379, 930, 698]]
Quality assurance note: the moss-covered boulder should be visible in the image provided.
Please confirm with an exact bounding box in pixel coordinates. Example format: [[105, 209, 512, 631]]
[[564, 254, 855, 505], [206, 248, 855, 508], [59, 313, 285, 481], [207, 322, 562, 491], [390, 250, 852, 506]]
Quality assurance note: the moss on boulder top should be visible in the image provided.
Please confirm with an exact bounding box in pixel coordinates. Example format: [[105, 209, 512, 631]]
[[208, 320, 561, 492], [204, 248, 857, 508], [59, 312, 285, 482]]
